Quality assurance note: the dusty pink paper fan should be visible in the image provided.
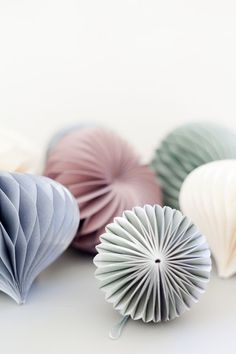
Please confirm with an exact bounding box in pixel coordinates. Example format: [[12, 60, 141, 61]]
[[44, 126, 162, 254]]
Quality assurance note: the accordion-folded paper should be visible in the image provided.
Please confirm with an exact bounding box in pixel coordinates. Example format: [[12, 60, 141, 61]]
[[46, 122, 95, 156], [151, 122, 236, 209], [180, 160, 236, 278], [94, 205, 211, 325], [44, 127, 162, 254], [0, 129, 39, 173], [0, 172, 79, 304]]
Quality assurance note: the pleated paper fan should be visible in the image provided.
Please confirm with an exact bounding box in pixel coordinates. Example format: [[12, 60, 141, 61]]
[[46, 122, 95, 156], [44, 126, 162, 254], [180, 159, 236, 278], [0, 129, 39, 173], [0, 172, 79, 304], [94, 204, 211, 336], [151, 122, 236, 209]]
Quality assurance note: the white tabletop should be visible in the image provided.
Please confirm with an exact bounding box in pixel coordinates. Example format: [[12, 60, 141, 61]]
[[0, 249, 234, 354]]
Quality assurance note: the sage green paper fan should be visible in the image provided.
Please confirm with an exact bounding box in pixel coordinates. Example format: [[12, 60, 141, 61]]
[[151, 122, 236, 209]]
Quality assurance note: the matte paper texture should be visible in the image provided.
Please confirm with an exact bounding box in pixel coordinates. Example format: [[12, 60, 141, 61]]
[[180, 159, 236, 278], [94, 205, 211, 322], [0, 172, 79, 304], [45, 127, 162, 254], [46, 122, 95, 156], [151, 122, 236, 209], [0, 129, 39, 173]]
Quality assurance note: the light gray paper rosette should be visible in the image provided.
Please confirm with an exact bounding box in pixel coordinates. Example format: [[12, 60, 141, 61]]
[[94, 205, 211, 337], [0, 172, 79, 304]]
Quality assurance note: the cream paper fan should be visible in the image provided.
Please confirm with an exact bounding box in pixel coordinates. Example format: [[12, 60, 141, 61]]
[[180, 159, 236, 278], [0, 129, 39, 173], [94, 205, 211, 337]]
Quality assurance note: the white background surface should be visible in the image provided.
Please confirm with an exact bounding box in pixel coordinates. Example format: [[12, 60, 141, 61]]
[[0, 1, 236, 353]]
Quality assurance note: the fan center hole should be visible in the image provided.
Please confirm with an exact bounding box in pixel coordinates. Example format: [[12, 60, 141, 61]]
[[155, 258, 161, 263]]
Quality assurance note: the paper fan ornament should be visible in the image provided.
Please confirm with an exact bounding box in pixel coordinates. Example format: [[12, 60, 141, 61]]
[[44, 127, 162, 254], [94, 205, 211, 338], [180, 159, 236, 278], [0, 172, 79, 304], [46, 122, 95, 156], [151, 122, 236, 209], [0, 129, 39, 173]]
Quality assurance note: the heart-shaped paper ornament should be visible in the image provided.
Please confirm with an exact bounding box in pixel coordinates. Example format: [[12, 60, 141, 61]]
[[180, 159, 236, 278], [0, 172, 79, 304], [44, 126, 162, 254], [94, 204, 211, 338], [151, 122, 236, 209]]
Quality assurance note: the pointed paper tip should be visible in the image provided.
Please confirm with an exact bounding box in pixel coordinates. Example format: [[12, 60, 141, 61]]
[[15, 290, 27, 305], [109, 315, 129, 340], [18, 298, 26, 305], [15, 295, 26, 305]]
